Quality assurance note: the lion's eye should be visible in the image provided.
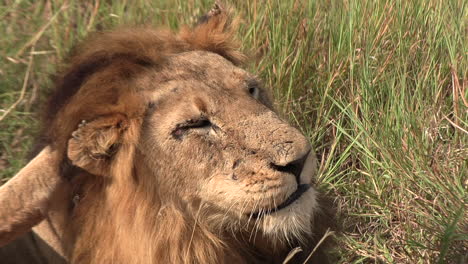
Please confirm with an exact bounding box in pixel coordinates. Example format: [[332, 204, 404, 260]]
[[185, 119, 211, 129], [172, 118, 212, 139], [248, 86, 260, 99]]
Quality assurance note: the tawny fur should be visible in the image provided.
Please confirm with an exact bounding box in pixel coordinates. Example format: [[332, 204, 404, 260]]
[[0, 147, 62, 246]]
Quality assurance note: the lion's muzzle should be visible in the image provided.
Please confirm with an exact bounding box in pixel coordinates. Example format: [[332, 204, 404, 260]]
[[249, 183, 311, 218]]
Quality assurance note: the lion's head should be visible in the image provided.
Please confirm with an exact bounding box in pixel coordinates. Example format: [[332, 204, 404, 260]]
[[137, 50, 318, 239], [0, 5, 329, 264]]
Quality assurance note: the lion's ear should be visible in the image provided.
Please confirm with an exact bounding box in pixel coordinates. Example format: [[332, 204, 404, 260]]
[[179, 1, 246, 65], [196, 2, 225, 25], [67, 114, 129, 176]]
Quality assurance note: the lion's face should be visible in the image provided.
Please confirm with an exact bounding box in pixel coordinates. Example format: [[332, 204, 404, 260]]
[[138, 51, 318, 242]]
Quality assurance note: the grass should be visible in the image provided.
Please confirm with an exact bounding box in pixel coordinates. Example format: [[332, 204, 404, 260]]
[[0, 0, 466, 263]]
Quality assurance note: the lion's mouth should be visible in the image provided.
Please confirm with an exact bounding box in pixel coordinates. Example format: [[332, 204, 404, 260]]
[[249, 184, 310, 218]]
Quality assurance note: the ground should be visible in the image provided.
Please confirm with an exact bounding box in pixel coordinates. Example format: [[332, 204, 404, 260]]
[[0, 0, 466, 263]]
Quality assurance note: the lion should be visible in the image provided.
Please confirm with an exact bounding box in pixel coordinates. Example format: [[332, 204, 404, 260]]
[[0, 4, 333, 264]]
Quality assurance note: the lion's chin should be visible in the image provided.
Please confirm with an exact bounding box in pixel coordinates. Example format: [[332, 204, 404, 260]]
[[258, 187, 318, 245]]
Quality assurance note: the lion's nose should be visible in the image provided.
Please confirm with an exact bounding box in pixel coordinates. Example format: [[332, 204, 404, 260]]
[[270, 150, 310, 183]]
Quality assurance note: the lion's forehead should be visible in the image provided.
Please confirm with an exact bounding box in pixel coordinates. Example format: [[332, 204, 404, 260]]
[[161, 51, 250, 87], [170, 50, 237, 69], [135, 51, 254, 102]]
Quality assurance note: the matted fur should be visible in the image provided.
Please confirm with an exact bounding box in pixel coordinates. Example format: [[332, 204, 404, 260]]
[[2, 4, 334, 264]]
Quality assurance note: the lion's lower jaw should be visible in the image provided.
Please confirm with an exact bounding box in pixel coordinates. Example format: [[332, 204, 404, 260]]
[[259, 187, 318, 246]]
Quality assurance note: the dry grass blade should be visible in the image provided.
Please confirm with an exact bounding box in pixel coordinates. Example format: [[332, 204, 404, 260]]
[[0, 47, 35, 123], [282, 247, 302, 264], [86, 0, 100, 32], [302, 228, 334, 263], [15, 4, 68, 58], [443, 115, 468, 135]]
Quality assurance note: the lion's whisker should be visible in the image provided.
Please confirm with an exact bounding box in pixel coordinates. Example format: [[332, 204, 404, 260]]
[[185, 201, 205, 262]]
